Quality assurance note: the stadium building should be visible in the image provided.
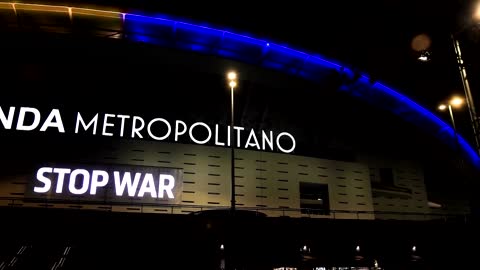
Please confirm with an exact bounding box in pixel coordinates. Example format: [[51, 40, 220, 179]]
[[0, 2, 478, 270]]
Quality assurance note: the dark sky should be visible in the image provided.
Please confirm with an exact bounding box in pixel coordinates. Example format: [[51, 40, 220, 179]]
[[2, 0, 479, 196], [36, 0, 478, 140], [6, 0, 480, 145]]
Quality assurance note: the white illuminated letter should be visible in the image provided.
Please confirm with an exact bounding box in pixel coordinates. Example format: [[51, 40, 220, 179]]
[[40, 109, 65, 133], [34, 167, 52, 193], [261, 130, 273, 151], [175, 120, 187, 141], [131, 116, 145, 139], [68, 169, 90, 195], [147, 118, 171, 141], [189, 122, 212, 144], [102, 114, 115, 136], [233, 126, 244, 147], [227, 126, 231, 146], [158, 174, 175, 199], [53, 168, 71, 193], [90, 170, 109, 195], [245, 129, 260, 150], [16, 107, 40, 131], [0, 106, 15, 129], [137, 173, 157, 198], [276, 132, 296, 153], [114, 171, 141, 196], [117, 115, 130, 137], [214, 124, 225, 146], [75, 113, 98, 134]]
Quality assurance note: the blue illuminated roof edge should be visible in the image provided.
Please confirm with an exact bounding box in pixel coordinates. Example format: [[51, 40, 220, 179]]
[[123, 13, 480, 169]]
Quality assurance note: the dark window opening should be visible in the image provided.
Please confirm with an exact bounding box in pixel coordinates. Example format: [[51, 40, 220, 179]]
[[379, 168, 394, 186], [372, 168, 411, 194], [299, 182, 330, 215]]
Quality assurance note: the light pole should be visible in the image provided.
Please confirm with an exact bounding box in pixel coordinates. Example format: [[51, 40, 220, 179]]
[[417, 4, 480, 155], [448, 3, 480, 155], [451, 35, 480, 155], [226, 72, 237, 270], [438, 96, 464, 152], [227, 71, 237, 215]]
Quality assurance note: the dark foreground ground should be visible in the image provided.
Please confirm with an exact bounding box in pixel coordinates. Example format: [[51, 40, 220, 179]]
[[0, 207, 477, 270]]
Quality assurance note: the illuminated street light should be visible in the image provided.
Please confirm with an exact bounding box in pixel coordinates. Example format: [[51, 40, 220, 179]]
[[226, 71, 238, 270], [417, 50, 431, 62], [450, 96, 463, 107], [451, 13, 480, 154], [418, 55, 429, 62], [227, 71, 237, 81], [438, 96, 465, 153], [474, 2, 480, 21], [438, 96, 465, 131], [227, 71, 238, 215], [419, 4, 480, 154]]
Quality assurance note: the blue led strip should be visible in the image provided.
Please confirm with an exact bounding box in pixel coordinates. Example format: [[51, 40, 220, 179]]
[[122, 13, 480, 168]]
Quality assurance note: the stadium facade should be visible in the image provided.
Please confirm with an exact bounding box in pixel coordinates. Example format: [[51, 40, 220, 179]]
[[0, 2, 478, 269], [0, 2, 477, 221]]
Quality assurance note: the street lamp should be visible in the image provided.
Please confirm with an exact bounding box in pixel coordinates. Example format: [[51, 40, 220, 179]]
[[226, 71, 237, 270], [438, 96, 464, 132], [449, 4, 480, 155], [417, 5, 480, 155], [451, 37, 480, 154], [439, 96, 464, 153], [475, 2, 480, 21], [227, 71, 237, 215]]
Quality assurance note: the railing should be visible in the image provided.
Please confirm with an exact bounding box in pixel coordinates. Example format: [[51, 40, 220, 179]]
[[0, 197, 470, 223]]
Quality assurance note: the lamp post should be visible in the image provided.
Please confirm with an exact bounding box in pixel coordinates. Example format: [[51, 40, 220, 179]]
[[451, 35, 480, 155], [448, 3, 480, 155], [417, 4, 480, 155], [227, 71, 237, 215], [438, 96, 464, 152], [226, 72, 237, 270]]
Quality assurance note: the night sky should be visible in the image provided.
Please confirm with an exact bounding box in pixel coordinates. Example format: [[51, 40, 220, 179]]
[[29, 0, 479, 144], [1, 1, 479, 187]]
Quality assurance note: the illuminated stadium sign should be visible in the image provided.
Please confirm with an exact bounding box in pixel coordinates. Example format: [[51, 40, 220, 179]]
[[0, 106, 296, 153], [29, 164, 183, 203]]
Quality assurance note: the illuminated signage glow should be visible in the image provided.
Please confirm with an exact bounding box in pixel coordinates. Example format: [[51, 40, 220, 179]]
[[34, 167, 175, 199], [0, 106, 296, 153], [29, 164, 183, 203]]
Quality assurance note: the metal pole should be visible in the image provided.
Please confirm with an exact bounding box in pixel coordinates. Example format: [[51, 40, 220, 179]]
[[230, 85, 236, 215], [449, 104, 460, 152], [452, 35, 480, 155], [448, 104, 457, 132], [229, 85, 236, 270]]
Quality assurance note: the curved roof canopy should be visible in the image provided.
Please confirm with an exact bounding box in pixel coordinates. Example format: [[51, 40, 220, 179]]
[[1, 2, 479, 168]]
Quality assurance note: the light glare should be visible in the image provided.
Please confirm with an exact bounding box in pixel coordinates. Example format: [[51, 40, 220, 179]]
[[475, 2, 480, 20], [450, 97, 463, 107], [418, 55, 428, 62], [229, 81, 237, 88], [438, 104, 447, 111], [227, 71, 237, 80]]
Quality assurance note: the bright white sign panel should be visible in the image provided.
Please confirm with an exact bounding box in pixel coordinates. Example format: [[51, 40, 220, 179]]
[[29, 164, 183, 204]]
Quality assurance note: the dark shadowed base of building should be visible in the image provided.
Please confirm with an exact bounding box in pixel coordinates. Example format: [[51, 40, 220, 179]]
[[0, 207, 476, 270]]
